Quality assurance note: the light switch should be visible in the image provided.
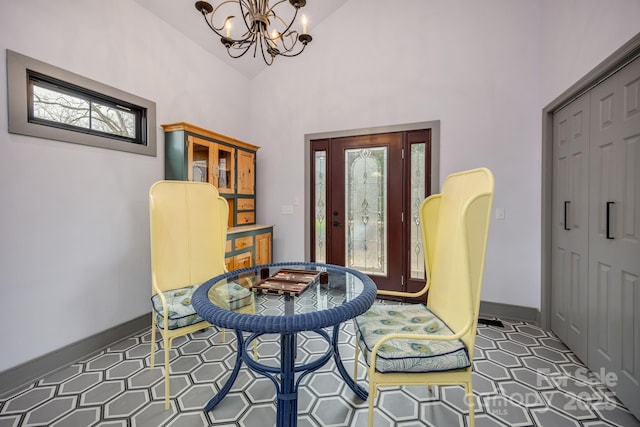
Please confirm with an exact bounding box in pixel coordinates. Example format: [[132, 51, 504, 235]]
[[281, 205, 294, 215], [495, 208, 505, 220]]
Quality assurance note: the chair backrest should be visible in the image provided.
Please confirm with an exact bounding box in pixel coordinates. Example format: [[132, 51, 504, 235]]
[[149, 181, 229, 295], [421, 168, 494, 359]]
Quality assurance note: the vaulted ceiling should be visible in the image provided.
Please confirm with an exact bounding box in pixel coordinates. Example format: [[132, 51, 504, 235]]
[[134, 0, 347, 79]]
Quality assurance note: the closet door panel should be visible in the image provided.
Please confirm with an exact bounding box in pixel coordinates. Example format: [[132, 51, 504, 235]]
[[589, 64, 622, 378], [552, 107, 569, 343], [615, 58, 640, 418], [551, 94, 590, 362], [589, 56, 640, 420]]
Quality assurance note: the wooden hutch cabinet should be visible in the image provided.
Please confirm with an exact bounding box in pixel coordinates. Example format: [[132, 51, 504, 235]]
[[162, 122, 273, 268]]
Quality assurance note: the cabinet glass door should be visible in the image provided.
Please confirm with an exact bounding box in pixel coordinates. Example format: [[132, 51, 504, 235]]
[[188, 136, 212, 183], [215, 144, 235, 194]]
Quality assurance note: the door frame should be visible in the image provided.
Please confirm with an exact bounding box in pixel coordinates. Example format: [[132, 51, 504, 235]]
[[540, 32, 640, 330], [303, 121, 441, 262]]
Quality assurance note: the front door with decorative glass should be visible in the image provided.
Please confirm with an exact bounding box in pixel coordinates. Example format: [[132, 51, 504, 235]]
[[310, 130, 432, 297]]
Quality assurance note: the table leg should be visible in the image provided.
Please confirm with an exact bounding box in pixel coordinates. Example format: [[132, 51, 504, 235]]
[[332, 324, 368, 400], [278, 332, 298, 427], [204, 329, 245, 412]]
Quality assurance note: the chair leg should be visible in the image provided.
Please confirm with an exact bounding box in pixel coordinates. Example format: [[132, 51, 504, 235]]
[[164, 334, 172, 410], [253, 338, 258, 360], [353, 333, 359, 379], [466, 382, 475, 427], [150, 315, 157, 369], [368, 381, 377, 427]]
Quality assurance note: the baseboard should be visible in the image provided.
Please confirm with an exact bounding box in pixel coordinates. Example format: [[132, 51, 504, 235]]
[[0, 313, 150, 398], [479, 300, 540, 325]]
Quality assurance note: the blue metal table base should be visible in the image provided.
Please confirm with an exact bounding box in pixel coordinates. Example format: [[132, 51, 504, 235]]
[[204, 325, 367, 426]]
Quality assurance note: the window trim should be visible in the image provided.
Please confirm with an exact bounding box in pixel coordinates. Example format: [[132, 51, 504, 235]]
[[7, 49, 157, 156]]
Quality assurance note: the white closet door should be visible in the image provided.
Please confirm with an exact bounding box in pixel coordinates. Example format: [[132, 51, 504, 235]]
[[588, 56, 640, 419], [551, 94, 590, 363]]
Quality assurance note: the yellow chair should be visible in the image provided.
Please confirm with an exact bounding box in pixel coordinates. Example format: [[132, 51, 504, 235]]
[[353, 168, 494, 427], [149, 181, 253, 409]]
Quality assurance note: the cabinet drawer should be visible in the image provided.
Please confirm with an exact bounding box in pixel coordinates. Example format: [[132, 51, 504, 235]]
[[237, 198, 255, 210], [234, 252, 253, 269], [236, 211, 255, 225], [234, 236, 253, 250], [225, 239, 232, 252], [225, 257, 234, 271]]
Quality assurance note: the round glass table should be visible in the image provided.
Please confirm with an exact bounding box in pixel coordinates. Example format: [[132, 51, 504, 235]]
[[192, 262, 377, 427]]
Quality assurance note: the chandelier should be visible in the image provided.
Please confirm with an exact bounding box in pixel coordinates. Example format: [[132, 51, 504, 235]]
[[195, 0, 312, 66]]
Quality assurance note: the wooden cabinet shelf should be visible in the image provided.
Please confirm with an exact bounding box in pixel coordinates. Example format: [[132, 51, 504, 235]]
[[162, 122, 273, 267]]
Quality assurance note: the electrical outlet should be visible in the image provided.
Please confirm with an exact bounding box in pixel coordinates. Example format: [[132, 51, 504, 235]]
[[495, 208, 505, 220]]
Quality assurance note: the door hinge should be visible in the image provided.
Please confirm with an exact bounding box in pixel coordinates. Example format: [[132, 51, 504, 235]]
[[401, 275, 404, 286], [402, 148, 405, 160], [401, 211, 404, 222]]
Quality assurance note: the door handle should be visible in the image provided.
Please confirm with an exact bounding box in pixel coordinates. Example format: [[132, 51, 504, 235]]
[[564, 201, 571, 231], [606, 201, 615, 239], [332, 221, 341, 227]]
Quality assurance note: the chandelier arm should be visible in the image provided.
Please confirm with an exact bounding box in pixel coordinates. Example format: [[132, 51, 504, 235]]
[[226, 40, 255, 58], [199, 1, 249, 42], [238, 0, 256, 36], [227, 31, 258, 58], [270, 13, 299, 51], [267, 1, 300, 39], [265, 0, 289, 14], [258, 35, 275, 65], [199, 9, 225, 38], [278, 33, 297, 52], [265, 12, 294, 45], [207, 0, 244, 35], [260, 19, 276, 48], [277, 43, 307, 57], [253, 35, 260, 58]]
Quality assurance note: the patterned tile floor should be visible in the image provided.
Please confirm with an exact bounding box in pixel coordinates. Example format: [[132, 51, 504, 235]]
[[1, 310, 639, 427]]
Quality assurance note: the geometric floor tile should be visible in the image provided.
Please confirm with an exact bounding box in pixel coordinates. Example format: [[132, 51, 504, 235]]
[[1, 315, 639, 427]]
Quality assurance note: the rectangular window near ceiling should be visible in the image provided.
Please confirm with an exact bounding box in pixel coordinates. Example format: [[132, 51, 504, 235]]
[[7, 49, 156, 156], [29, 73, 144, 144]]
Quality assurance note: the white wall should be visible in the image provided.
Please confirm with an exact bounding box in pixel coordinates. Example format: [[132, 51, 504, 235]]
[[0, 0, 251, 372], [250, 0, 544, 309], [541, 0, 640, 105]]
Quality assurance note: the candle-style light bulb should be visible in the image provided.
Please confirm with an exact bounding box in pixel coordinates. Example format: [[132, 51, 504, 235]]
[[301, 14, 308, 34], [225, 20, 231, 37]]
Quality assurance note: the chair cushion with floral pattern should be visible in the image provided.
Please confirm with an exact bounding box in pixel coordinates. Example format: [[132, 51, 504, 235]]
[[354, 304, 471, 373], [151, 281, 252, 330]]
